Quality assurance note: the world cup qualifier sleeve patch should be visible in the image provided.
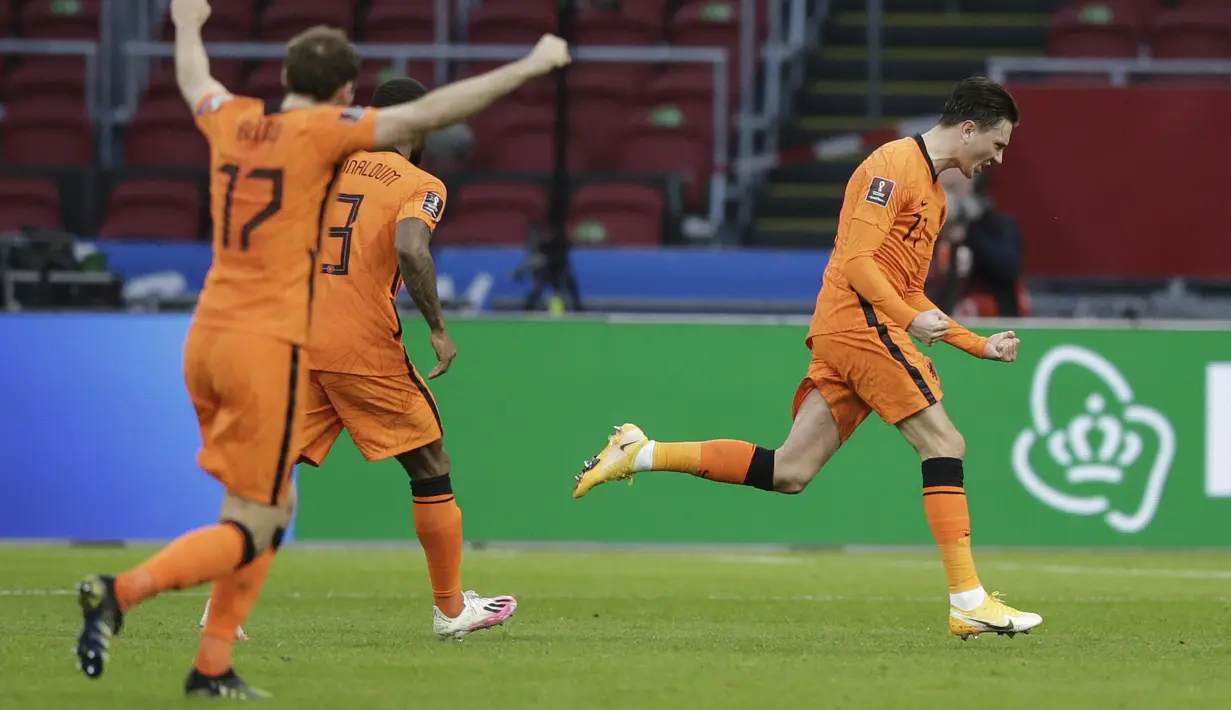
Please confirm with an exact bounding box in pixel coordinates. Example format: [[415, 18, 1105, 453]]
[[421, 192, 443, 220], [865, 177, 896, 207]]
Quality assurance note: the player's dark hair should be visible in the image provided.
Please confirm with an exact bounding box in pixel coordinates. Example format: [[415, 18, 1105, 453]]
[[370, 77, 429, 108], [283, 26, 361, 103], [938, 76, 1019, 130]]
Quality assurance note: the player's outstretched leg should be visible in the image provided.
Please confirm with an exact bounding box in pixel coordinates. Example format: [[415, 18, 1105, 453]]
[[75, 521, 248, 679], [573, 389, 842, 499], [397, 442, 518, 641], [897, 404, 1043, 640]]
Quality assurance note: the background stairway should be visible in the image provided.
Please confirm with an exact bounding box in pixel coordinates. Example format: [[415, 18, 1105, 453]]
[[751, 0, 1064, 248]]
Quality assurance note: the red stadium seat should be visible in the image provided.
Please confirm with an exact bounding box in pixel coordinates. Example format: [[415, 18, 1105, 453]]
[[243, 61, 286, 104], [456, 183, 549, 223], [467, 103, 556, 168], [126, 99, 210, 168], [21, 0, 101, 39], [1, 98, 94, 165], [489, 122, 588, 173], [144, 59, 247, 104], [0, 2, 12, 37], [1048, 4, 1143, 57], [259, 0, 357, 41], [4, 57, 90, 103], [435, 183, 548, 245], [362, 0, 437, 43], [0, 179, 63, 233], [355, 61, 437, 103], [1149, 7, 1231, 58], [467, 1, 556, 44], [575, 7, 661, 45], [567, 64, 650, 168], [647, 66, 734, 135], [615, 117, 712, 210], [98, 181, 203, 242], [160, 0, 257, 41], [435, 212, 532, 246], [568, 184, 664, 246], [668, 1, 765, 96]]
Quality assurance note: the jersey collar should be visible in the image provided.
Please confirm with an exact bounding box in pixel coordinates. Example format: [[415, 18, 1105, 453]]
[[911, 134, 939, 183]]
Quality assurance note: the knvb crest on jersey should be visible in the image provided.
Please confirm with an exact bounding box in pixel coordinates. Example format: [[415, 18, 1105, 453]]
[[1011, 345, 1175, 534]]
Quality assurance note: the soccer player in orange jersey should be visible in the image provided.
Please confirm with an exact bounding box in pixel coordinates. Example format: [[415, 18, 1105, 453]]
[[73, 0, 568, 697], [574, 77, 1042, 640], [199, 78, 517, 642]]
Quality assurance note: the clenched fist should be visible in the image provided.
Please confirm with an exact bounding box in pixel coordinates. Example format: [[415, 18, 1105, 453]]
[[171, 0, 211, 29], [524, 34, 572, 76], [984, 330, 1020, 362], [909, 309, 950, 347]]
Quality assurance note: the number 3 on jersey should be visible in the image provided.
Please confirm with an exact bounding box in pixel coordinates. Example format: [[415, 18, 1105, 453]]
[[323, 193, 363, 276], [218, 164, 283, 250]]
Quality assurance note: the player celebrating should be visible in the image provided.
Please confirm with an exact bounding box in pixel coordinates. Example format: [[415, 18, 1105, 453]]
[[73, 0, 569, 698], [573, 77, 1042, 640], [200, 77, 517, 642]]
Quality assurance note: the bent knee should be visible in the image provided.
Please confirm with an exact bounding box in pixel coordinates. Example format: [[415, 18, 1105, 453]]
[[771, 453, 820, 494], [397, 441, 451, 483], [220, 483, 296, 563]]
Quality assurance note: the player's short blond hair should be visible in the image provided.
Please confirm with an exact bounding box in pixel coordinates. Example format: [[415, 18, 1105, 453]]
[[283, 26, 361, 102]]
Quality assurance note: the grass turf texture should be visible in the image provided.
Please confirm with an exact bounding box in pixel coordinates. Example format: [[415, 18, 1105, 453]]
[[1, 546, 1228, 709]]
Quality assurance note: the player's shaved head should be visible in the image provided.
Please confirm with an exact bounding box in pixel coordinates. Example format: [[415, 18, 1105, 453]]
[[371, 77, 429, 108], [284, 25, 361, 103], [371, 77, 431, 163], [938, 77, 1019, 130]]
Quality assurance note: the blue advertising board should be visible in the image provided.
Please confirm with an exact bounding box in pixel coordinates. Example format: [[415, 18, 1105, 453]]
[[92, 242, 832, 312], [0, 314, 295, 541]]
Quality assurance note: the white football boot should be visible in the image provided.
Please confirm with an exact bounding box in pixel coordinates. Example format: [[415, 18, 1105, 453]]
[[433, 590, 518, 641]]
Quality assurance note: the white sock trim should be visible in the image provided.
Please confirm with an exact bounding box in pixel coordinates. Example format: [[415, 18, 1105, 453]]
[[634, 441, 656, 472], [950, 586, 987, 612]]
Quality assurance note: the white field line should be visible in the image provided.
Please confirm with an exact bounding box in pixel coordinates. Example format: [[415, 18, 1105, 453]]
[[0, 589, 1225, 604], [884, 560, 1231, 580]]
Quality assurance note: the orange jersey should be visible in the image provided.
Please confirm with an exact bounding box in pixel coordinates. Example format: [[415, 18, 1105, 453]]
[[810, 135, 947, 341], [191, 93, 378, 345], [307, 150, 448, 376]]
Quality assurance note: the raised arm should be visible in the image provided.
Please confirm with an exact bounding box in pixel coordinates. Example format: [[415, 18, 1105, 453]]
[[172, 0, 228, 110], [372, 35, 571, 147]]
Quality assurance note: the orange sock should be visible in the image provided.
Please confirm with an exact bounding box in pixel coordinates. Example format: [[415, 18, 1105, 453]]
[[649, 440, 775, 489], [411, 476, 464, 618], [195, 550, 275, 676], [115, 523, 246, 612], [921, 457, 981, 594]]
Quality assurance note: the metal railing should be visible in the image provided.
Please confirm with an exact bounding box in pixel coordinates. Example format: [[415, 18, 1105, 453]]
[[124, 40, 733, 228], [733, 0, 816, 228], [988, 56, 1231, 85]]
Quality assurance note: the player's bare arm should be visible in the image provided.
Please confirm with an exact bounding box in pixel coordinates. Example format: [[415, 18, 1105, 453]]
[[371, 35, 571, 146], [171, 0, 227, 110], [395, 218, 456, 379]]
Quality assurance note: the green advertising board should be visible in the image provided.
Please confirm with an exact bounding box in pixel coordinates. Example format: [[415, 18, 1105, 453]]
[[295, 318, 1231, 547]]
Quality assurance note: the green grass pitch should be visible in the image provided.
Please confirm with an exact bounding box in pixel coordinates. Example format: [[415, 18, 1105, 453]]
[[1, 545, 1229, 709]]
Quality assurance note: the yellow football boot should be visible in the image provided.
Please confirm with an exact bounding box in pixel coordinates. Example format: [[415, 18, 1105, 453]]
[[573, 424, 649, 498], [949, 591, 1043, 640]]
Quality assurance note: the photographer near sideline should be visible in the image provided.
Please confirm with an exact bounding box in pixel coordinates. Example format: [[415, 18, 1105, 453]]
[[927, 170, 1031, 319]]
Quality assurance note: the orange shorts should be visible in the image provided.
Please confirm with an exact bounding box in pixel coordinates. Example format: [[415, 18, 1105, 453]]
[[792, 325, 943, 443], [298, 366, 443, 466], [184, 325, 306, 506]]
